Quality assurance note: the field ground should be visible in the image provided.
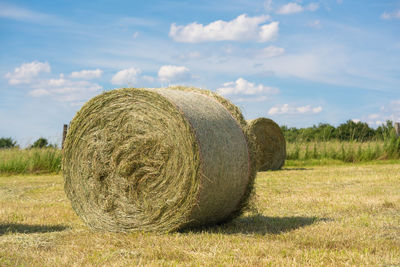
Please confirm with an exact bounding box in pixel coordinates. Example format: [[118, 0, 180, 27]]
[[1, 163, 399, 266]]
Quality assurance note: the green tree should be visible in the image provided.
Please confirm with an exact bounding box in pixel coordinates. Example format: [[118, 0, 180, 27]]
[[336, 120, 374, 142], [314, 123, 336, 141], [31, 137, 49, 148], [375, 120, 394, 140], [280, 119, 384, 142], [281, 125, 300, 142], [0, 137, 17, 149]]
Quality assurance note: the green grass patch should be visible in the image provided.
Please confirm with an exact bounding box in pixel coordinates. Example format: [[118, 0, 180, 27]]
[[286, 136, 400, 164], [0, 148, 61, 176]]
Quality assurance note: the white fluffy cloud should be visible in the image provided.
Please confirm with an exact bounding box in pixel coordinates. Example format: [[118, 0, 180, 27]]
[[276, 2, 319, 15], [6, 61, 102, 103], [260, 45, 285, 58], [381, 10, 400, 20], [70, 69, 103, 79], [111, 67, 142, 85], [258, 22, 280, 42], [158, 65, 191, 83], [216, 78, 279, 97], [169, 14, 279, 43], [5, 61, 50, 85], [268, 104, 322, 115], [363, 100, 400, 126], [277, 3, 303, 14], [28, 75, 102, 102]]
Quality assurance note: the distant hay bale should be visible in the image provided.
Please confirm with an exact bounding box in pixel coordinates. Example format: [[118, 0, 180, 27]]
[[63, 87, 255, 232], [246, 118, 286, 171]]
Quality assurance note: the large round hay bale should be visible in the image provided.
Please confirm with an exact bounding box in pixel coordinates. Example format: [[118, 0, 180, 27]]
[[246, 118, 286, 171], [63, 87, 255, 232]]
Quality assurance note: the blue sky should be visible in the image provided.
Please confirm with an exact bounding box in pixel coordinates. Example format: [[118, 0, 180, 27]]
[[1, 0, 400, 146]]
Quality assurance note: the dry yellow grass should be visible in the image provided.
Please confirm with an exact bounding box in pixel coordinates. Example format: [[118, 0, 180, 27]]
[[1, 163, 399, 266]]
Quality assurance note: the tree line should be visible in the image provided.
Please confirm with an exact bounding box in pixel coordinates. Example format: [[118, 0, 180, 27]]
[[281, 120, 396, 142], [0, 137, 57, 149]]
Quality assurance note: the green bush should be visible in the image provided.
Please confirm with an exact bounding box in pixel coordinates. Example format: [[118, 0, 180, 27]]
[[0, 137, 17, 149], [31, 137, 49, 148], [31, 137, 57, 149], [281, 120, 395, 143]]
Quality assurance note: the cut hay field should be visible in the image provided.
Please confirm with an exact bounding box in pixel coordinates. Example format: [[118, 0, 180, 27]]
[[1, 164, 399, 266]]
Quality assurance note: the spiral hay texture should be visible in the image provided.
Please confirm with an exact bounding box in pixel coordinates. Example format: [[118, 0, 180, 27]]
[[63, 87, 254, 232], [247, 118, 286, 171]]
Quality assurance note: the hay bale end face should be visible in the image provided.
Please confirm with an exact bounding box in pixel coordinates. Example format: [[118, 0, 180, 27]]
[[63, 87, 255, 232], [246, 118, 286, 171]]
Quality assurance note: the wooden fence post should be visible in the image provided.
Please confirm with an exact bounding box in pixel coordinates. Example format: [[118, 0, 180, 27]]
[[62, 124, 68, 149], [395, 122, 400, 138]]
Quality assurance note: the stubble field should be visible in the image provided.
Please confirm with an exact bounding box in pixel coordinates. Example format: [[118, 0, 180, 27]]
[[1, 163, 399, 266]]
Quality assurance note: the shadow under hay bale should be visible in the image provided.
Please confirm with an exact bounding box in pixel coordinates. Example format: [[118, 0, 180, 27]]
[[63, 87, 256, 232], [247, 118, 286, 171], [181, 215, 329, 235], [0, 223, 67, 235]]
